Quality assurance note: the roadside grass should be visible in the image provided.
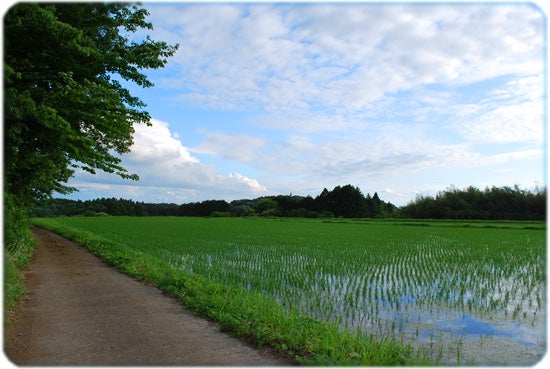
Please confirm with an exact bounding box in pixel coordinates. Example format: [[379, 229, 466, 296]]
[[4, 226, 35, 325], [31, 218, 429, 365]]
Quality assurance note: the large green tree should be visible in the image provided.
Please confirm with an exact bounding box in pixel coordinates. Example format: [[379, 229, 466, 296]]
[[4, 2, 178, 209]]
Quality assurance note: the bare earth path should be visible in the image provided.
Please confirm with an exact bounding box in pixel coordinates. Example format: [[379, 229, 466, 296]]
[[5, 227, 291, 366]]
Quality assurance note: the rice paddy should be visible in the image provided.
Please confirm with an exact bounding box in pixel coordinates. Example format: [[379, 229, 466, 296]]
[[32, 216, 546, 365]]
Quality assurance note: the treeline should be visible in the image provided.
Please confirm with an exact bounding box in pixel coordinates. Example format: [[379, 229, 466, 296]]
[[31, 184, 546, 220], [32, 184, 397, 218], [400, 185, 546, 220]]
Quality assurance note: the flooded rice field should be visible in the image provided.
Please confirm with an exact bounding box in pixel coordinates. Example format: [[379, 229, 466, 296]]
[[39, 217, 546, 365]]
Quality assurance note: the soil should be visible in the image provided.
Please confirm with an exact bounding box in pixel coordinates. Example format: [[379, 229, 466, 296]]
[[4, 227, 292, 366]]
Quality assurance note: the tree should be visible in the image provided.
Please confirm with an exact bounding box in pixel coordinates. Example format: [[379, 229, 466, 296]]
[[4, 3, 178, 209], [313, 185, 369, 218], [332, 185, 367, 218], [254, 198, 279, 216]]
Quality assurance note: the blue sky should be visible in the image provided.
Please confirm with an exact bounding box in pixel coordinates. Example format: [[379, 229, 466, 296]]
[[61, 1, 546, 206]]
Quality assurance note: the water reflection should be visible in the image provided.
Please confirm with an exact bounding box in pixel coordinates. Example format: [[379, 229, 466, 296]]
[[395, 308, 545, 364]]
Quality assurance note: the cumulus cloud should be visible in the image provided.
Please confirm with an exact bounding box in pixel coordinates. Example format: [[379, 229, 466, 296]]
[[130, 119, 199, 165], [128, 120, 270, 196], [227, 172, 268, 193], [124, 119, 217, 188], [66, 119, 271, 203]]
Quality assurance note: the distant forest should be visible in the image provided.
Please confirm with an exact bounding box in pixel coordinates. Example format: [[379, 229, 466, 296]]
[[400, 185, 545, 220], [31, 184, 546, 221]]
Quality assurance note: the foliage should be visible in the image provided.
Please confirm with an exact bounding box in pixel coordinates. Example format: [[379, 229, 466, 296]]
[[401, 185, 546, 220], [179, 200, 231, 217], [4, 2, 178, 207]]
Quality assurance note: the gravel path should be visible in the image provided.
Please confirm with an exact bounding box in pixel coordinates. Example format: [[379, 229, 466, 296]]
[[5, 227, 291, 366]]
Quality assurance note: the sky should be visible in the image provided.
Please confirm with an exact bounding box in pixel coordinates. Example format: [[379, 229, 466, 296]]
[[59, 1, 546, 206]]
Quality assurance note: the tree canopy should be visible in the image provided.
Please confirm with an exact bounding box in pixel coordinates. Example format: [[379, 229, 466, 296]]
[[4, 2, 178, 208], [400, 185, 546, 220]]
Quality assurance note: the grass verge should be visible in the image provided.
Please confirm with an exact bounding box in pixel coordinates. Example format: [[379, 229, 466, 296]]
[[4, 226, 35, 325], [31, 218, 429, 365]]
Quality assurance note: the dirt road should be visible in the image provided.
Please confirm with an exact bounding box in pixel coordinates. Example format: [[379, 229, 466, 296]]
[[4, 227, 291, 366]]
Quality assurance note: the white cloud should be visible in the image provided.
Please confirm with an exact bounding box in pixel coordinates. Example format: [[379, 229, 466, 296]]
[[228, 172, 268, 193], [449, 75, 544, 144], [128, 120, 270, 196], [200, 124, 544, 202], [484, 149, 544, 164], [130, 119, 199, 164], [65, 119, 271, 203], [191, 131, 266, 162], [456, 102, 543, 144], [148, 3, 544, 117]]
